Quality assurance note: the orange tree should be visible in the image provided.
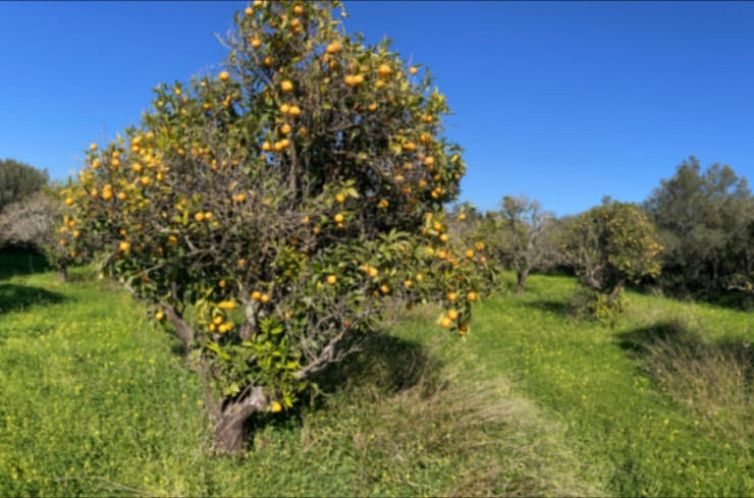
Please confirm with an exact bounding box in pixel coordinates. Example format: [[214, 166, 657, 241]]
[[64, 0, 490, 452], [564, 200, 662, 318]]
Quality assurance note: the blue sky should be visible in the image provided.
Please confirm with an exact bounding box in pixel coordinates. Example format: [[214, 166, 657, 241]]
[[1, 1, 753, 215]]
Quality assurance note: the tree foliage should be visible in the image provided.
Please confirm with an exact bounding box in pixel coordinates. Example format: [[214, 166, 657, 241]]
[[63, 0, 490, 452], [645, 157, 754, 298], [0, 159, 48, 213], [564, 200, 662, 317], [489, 195, 558, 294]]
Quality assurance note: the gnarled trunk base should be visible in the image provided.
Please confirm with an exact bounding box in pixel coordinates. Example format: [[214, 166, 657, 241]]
[[213, 386, 268, 454]]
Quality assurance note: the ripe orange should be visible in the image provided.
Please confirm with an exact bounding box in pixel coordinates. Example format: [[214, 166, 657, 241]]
[[335, 193, 346, 203], [378, 64, 392, 78], [244, 7, 253, 16], [326, 275, 337, 285], [89, 143, 98, 152], [118, 241, 130, 252], [281, 80, 294, 92], [288, 105, 302, 117], [447, 309, 459, 320], [467, 292, 478, 303], [409, 66, 418, 75], [447, 291, 458, 302], [280, 123, 292, 135], [439, 317, 452, 328], [250, 37, 262, 48], [334, 213, 344, 223], [326, 41, 342, 54], [218, 300, 237, 310], [260, 293, 270, 304], [219, 71, 231, 82], [64, 197, 75, 206], [251, 290, 262, 301]]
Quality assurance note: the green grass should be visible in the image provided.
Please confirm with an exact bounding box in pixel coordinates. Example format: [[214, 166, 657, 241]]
[[467, 274, 754, 496], [2, 251, 753, 496], [0, 255, 598, 497]]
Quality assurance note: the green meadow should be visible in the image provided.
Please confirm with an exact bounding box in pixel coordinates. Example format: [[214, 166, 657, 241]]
[[1, 251, 753, 496]]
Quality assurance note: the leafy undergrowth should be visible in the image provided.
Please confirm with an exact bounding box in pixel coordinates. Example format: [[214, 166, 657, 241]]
[[0, 256, 599, 497], [470, 273, 754, 496]]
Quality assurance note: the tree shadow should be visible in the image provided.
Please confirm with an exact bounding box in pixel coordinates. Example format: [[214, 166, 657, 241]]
[[616, 320, 693, 356], [0, 282, 65, 315], [617, 320, 754, 379], [244, 331, 437, 440], [315, 331, 437, 396], [525, 299, 571, 317], [0, 249, 50, 280]]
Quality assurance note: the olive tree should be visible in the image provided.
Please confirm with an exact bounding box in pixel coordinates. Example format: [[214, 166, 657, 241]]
[[0, 159, 48, 212], [64, 0, 489, 453]]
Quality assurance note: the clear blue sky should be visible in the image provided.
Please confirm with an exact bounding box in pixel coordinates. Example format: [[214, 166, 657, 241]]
[[2, 1, 753, 215]]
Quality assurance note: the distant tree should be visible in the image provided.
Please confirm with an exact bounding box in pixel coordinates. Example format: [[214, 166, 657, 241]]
[[565, 200, 662, 318], [645, 157, 752, 296], [0, 191, 59, 250], [0, 185, 87, 281], [0, 159, 48, 212], [496, 195, 557, 294]]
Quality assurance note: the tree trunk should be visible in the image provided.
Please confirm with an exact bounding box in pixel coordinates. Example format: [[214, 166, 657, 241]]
[[608, 282, 625, 305], [59, 267, 68, 283], [213, 386, 268, 454], [515, 270, 529, 295]]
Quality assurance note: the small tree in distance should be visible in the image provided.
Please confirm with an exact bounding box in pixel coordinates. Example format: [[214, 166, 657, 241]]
[[498, 195, 556, 294], [564, 199, 662, 319], [63, 0, 490, 453]]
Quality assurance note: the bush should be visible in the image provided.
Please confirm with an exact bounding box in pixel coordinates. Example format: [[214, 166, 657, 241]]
[[64, 0, 491, 452], [0, 159, 48, 212]]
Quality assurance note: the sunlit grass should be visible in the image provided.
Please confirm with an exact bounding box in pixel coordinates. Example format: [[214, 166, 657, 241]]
[[0, 258, 598, 497], [469, 273, 754, 496]]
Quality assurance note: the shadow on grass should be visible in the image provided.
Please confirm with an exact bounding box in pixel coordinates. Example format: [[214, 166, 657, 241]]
[[525, 299, 571, 317], [315, 331, 437, 395], [616, 320, 692, 355], [0, 282, 65, 314], [617, 320, 754, 379], [0, 249, 50, 280], [244, 332, 437, 440]]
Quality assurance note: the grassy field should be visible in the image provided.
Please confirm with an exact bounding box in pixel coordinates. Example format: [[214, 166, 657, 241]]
[[1, 250, 753, 496]]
